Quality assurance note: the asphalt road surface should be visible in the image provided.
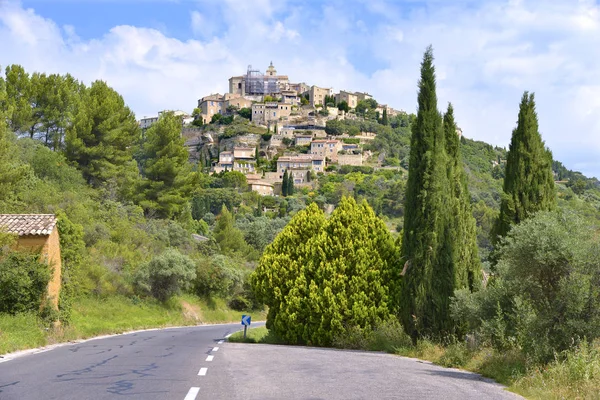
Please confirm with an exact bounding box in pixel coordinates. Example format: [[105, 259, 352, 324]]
[[0, 323, 522, 400]]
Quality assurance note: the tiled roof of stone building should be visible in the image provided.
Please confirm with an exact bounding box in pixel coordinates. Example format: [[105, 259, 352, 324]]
[[0, 214, 57, 236]]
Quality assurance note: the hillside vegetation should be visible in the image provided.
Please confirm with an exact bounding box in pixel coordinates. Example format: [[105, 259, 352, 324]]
[[2, 56, 600, 399]]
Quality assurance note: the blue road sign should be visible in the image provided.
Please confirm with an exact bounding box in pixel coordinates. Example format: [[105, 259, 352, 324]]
[[241, 315, 251, 326]]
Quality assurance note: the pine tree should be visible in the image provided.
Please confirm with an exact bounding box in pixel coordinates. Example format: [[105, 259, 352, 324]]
[[400, 46, 448, 339], [65, 80, 140, 195], [492, 92, 556, 241], [282, 170, 289, 197], [138, 112, 198, 218]]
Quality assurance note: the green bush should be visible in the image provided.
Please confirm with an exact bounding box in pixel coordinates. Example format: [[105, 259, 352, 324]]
[[0, 250, 51, 314], [134, 248, 196, 302], [193, 255, 244, 298], [252, 198, 400, 346]]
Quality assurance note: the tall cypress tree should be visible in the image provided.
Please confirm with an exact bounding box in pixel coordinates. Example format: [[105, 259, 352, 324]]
[[443, 104, 481, 291], [492, 92, 556, 241], [400, 46, 447, 338], [432, 104, 482, 333], [282, 170, 289, 197]]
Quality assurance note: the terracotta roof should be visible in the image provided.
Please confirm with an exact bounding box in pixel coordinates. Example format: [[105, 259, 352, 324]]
[[0, 214, 57, 236]]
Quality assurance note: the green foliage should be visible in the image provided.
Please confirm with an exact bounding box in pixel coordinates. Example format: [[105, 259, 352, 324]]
[[138, 112, 197, 218], [213, 205, 251, 256], [191, 188, 242, 216], [65, 80, 140, 197], [337, 100, 349, 113], [252, 198, 400, 346], [493, 92, 556, 242], [238, 107, 252, 120], [401, 46, 450, 338], [0, 249, 51, 314], [282, 170, 290, 197], [134, 248, 196, 302]]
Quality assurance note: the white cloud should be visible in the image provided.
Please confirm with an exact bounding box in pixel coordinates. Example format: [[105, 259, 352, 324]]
[[1, 0, 600, 177]]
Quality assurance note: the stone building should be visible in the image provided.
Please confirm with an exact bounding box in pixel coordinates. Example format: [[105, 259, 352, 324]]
[[309, 85, 332, 107], [310, 139, 342, 162], [335, 91, 358, 109], [251, 102, 293, 125], [0, 214, 62, 311]]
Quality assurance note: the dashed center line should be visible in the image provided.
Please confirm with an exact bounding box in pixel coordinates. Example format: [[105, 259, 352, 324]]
[[206, 355, 214, 362], [184, 387, 200, 400], [212, 347, 219, 352], [198, 367, 208, 376]]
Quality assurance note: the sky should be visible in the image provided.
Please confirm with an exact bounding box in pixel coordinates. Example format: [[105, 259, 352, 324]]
[[1, 0, 599, 178]]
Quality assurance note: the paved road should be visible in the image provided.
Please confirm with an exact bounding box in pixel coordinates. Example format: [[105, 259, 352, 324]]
[[0, 323, 250, 400], [0, 324, 522, 400]]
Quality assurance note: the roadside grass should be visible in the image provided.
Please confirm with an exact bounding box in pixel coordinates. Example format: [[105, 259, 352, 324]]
[[0, 294, 266, 356], [228, 326, 284, 344], [0, 312, 47, 355]]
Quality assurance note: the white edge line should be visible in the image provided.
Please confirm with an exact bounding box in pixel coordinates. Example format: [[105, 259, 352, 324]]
[[206, 355, 214, 362], [184, 386, 200, 400]]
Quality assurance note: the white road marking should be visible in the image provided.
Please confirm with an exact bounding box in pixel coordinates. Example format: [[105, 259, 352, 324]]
[[212, 347, 219, 352], [218, 340, 224, 344], [198, 367, 208, 376], [206, 355, 214, 362], [184, 387, 200, 400]]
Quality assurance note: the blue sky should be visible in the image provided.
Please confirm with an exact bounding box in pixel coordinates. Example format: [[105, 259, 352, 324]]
[[2, 0, 600, 178]]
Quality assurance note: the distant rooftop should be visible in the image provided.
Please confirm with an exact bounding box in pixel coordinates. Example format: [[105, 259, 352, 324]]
[[0, 214, 57, 236]]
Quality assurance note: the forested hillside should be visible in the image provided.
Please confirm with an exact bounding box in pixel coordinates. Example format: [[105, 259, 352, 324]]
[[2, 60, 600, 398]]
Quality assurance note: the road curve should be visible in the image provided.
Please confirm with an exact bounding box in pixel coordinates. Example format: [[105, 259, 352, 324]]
[[0, 322, 249, 400], [210, 343, 524, 400], [0, 323, 522, 400]]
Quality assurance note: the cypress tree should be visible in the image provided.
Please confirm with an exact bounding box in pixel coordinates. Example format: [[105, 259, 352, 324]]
[[492, 92, 556, 241], [282, 170, 289, 197], [288, 173, 295, 196], [382, 108, 388, 126], [400, 46, 447, 339], [431, 104, 482, 334]]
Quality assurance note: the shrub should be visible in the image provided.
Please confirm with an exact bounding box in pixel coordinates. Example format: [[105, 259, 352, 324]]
[[0, 250, 51, 314], [134, 248, 195, 302], [193, 255, 244, 298]]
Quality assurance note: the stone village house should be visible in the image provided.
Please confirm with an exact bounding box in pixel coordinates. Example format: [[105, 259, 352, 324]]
[[0, 214, 62, 310]]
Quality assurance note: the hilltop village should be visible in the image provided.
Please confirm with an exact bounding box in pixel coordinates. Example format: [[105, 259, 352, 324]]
[[137, 63, 413, 196]]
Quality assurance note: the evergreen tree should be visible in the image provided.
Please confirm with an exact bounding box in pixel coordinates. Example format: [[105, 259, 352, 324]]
[[138, 112, 198, 218], [381, 108, 388, 126], [400, 46, 448, 338], [431, 104, 482, 334], [65, 80, 140, 196], [288, 173, 295, 196], [492, 92, 556, 241], [4, 65, 33, 135], [0, 73, 33, 207], [213, 205, 248, 256], [252, 198, 399, 346], [282, 170, 289, 197]]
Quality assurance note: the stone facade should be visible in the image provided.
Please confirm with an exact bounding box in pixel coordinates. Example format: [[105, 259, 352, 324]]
[[310, 139, 342, 162], [309, 85, 332, 107], [335, 91, 358, 109], [251, 102, 293, 125]]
